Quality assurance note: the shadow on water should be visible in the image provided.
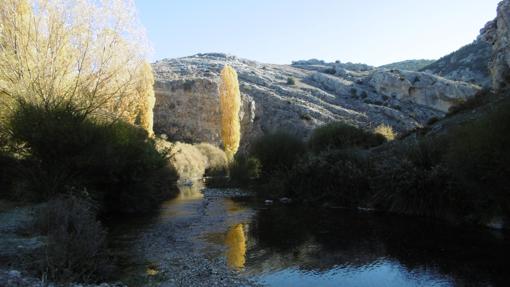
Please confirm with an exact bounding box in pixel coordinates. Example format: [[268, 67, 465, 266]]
[[107, 186, 510, 287], [229, 205, 510, 287]]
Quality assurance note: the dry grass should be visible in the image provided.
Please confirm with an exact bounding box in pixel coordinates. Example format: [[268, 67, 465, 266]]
[[374, 124, 396, 141]]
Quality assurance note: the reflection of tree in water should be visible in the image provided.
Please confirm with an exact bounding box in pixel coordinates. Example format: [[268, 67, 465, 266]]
[[175, 181, 205, 200], [247, 206, 510, 286], [225, 224, 246, 269]]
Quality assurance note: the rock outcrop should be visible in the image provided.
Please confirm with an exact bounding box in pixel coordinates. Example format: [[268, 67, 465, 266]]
[[152, 54, 480, 149], [481, 0, 510, 90]]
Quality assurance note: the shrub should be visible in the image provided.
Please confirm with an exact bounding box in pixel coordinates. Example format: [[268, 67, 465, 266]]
[[372, 159, 461, 219], [8, 102, 175, 213], [287, 150, 371, 207], [287, 77, 296, 85], [34, 194, 111, 283], [447, 89, 490, 116], [371, 138, 468, 219], [195, 143, 228, 176], [374, 124, 396, 141], [0, 153, 18, 199], [250, 132, 306, 176], [445, 100, 510, 218], [164, 141, 208, 181], [308, 122, 385, 153], [229, 154, 261, 185]]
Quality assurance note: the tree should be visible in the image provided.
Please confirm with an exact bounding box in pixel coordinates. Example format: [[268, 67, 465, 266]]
[[0, 0, 155, 134], [219, 65, 241, 161]]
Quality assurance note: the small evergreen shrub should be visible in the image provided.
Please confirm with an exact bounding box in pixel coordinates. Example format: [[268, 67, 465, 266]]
[[229, 154, 261, 185], [287, 150, 371, 207], [287, 77, 296, 85], [308, 122, 385, 153], [250, 132, 306, 176]]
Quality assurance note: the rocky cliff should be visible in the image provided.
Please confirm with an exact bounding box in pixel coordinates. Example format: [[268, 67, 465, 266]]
[[482, 0, 510, 91], [152, 54, 479, 149]]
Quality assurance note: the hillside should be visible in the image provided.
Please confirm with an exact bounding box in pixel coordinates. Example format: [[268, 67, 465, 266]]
[[421, 39, 492, 87], [152, 55, 479, 149], [379, 59, 435, 71]]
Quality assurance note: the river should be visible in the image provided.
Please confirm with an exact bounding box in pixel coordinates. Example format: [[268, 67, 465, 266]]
[[107, 182, 510, 287]]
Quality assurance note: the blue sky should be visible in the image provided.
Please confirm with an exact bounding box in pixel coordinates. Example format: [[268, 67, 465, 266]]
[[134, 0, 500, 66]]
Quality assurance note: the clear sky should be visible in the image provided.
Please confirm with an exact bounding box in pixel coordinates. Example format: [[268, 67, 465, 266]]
[[134, 0, 501, 66]]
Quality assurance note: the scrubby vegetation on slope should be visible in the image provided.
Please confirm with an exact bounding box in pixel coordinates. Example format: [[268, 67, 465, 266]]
[[231, 94, 510, 226]]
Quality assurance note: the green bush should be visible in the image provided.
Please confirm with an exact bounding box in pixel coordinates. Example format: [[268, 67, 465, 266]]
[[286, 77, 296, 85], [308, 122, 385, 153], [7, 102, 177, 213], [229, 154, 261, 186], [287, 150, 371, 207], [250, 132, 306, 176], [445, 100, 510, 218], [371, 142, 462, 219]]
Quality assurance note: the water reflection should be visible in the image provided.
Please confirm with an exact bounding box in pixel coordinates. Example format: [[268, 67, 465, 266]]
[[224, 224, 247, 269], [159, 181, 204, 218], [218, 206, 510, 287]]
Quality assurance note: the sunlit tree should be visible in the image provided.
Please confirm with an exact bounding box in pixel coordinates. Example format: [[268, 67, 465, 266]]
[[219, 65, 241, 161], [0, 0, 154, 133]]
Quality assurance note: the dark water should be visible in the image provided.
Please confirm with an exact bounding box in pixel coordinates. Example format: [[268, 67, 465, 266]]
[[108, 187, 510, 287], [212, 200, 510, 287]]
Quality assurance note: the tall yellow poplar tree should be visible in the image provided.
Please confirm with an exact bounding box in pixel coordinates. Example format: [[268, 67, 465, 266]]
[[219, 65, 241, 161], [0, 0, 155, 134]]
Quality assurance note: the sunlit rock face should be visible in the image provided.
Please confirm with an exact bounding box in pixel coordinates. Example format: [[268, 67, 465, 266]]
[[154, 79, 222, 145], [481, 0, 510, 91], [152, 53, 481, 149], [368, 70, 480, 112]]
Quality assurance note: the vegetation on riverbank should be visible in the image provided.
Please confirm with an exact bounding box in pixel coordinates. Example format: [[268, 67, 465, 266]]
[[229, 93, 510, 226]]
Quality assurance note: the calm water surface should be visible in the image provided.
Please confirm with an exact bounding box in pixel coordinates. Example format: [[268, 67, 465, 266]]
[[110, 187, 510, 287]]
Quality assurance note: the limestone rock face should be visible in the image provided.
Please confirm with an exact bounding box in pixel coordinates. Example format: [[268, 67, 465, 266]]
[[152, 53, 481, 149], [481, 0, 510, 90], [368, 70, 480, 112]]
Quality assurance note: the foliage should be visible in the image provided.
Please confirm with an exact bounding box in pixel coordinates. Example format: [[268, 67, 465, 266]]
[[286, 77, 296, 85], [445, 100, 510, 217], [162, 141, 208, 182], [287, 150, 371, 207], [229, 154, 261, 185], [250, 132, 306, 176], [34, 194, 111, 283], [379, 59, 436, 71], [308, 122, 385, 153], [371, 139, 464, 219], [219, 65, 242, 161], [447, 89, 491, 116], [195, 143, 229, 176], [7, 102, 175, 213], [0, 0, 154, 134], [0, 152, 18, 198], [374, 124, 396, 141]]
